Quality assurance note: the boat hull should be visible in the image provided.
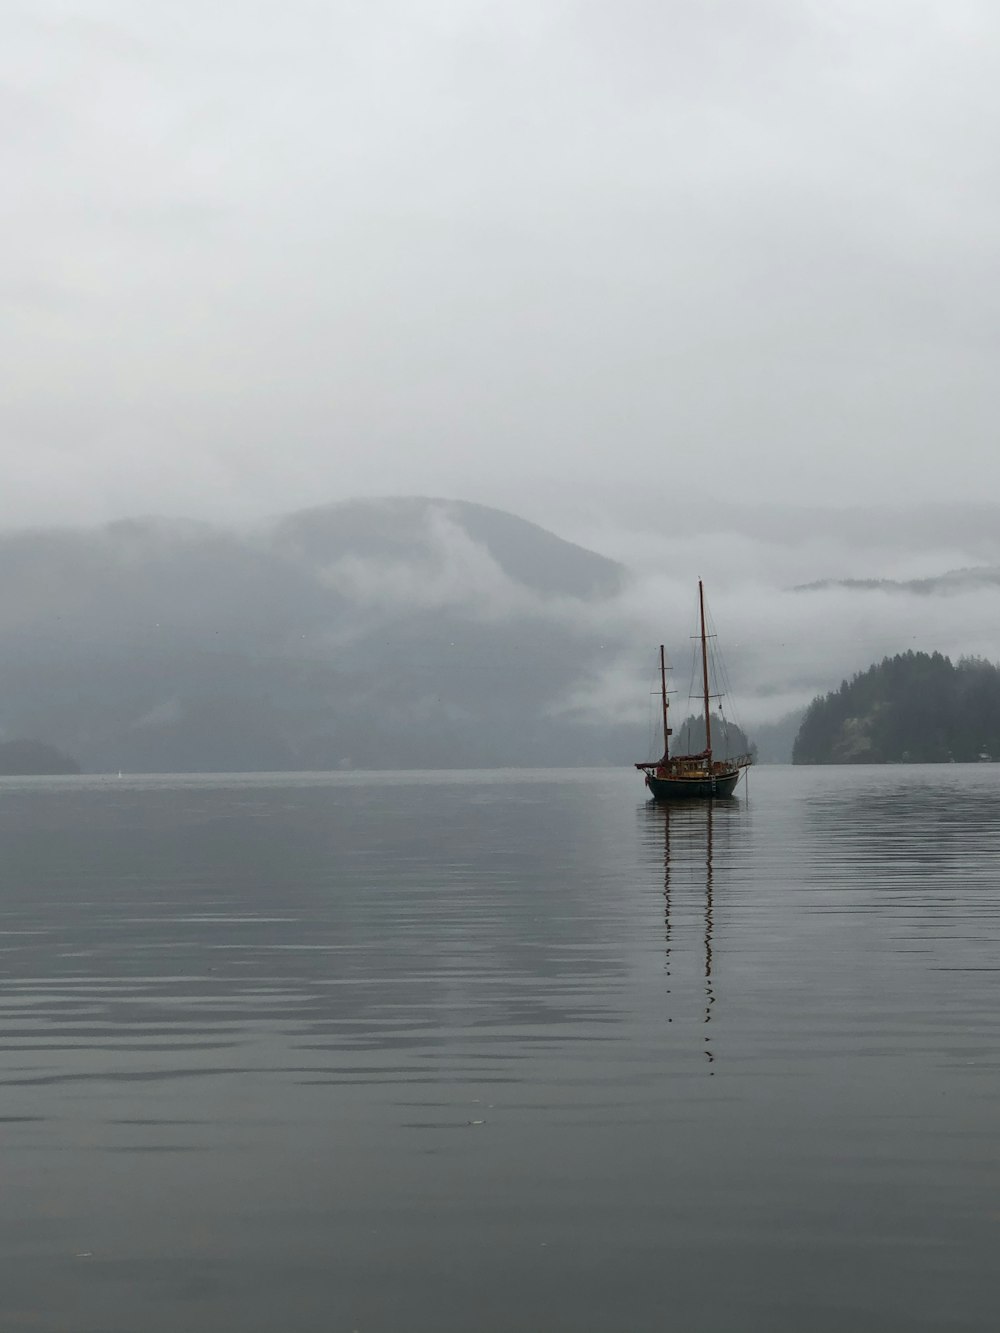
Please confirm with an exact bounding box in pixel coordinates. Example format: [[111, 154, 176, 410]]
[[645, 769, 741, 801]]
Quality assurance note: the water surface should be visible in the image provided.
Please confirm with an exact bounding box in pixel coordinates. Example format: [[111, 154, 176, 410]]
[[1, 766, 998, 1331]]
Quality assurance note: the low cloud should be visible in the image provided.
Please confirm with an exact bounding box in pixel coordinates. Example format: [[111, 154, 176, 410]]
[[313, 503, 1000, 730], [315, 509, 537, 620], [545, 511, 1000, 729]]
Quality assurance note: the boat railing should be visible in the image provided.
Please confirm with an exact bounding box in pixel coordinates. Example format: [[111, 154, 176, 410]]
[[719, 752, 754, 770]]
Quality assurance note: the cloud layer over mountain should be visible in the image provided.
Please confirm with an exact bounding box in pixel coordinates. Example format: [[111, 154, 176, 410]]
[[5, 496, 1000, 771]]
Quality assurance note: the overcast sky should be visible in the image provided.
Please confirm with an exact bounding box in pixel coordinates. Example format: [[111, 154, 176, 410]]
[[5, 0, 1000, 531]]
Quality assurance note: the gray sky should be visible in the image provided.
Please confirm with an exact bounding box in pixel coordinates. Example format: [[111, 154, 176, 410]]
[[4, 0, 1000, 530]]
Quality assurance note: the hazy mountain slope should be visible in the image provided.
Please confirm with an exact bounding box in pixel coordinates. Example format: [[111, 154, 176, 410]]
[[0, 739, 80, 775], [0, 498, 634, 772], [274, 497, 626, 599]]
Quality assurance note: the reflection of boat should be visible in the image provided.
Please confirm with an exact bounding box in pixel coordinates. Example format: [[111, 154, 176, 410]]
[[636, 580, 751, 801], [653, 801, 718, 1068]]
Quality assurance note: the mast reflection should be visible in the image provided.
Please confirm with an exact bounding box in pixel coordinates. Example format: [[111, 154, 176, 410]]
[[662, 795, 672, 978], [704, 803, 714, 1068], [649, 800, 719, 1072]]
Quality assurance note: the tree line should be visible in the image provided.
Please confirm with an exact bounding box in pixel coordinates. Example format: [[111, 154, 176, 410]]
[[792, 651, 1000, 763]]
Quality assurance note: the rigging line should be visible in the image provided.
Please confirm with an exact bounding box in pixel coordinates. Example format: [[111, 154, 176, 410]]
[[717, 625, 739, 715], [703, 596, 743, 758], [711, 643, 731, 723], [720, 659, 746, 741], [687, 582, 701, 718], [647, 651, 660, 758], [686, 635, 698, 709], [645, 653, 654, 756], [705, 597, 747, 739], [712, 621, 735, 707]]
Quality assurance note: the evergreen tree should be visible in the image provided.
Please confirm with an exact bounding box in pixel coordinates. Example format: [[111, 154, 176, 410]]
[[672, 713, 754, 761], [792, 652, 1000, 763]]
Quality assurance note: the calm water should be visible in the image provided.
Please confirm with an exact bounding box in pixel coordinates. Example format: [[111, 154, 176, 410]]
[[1, 765, 998, 1332]]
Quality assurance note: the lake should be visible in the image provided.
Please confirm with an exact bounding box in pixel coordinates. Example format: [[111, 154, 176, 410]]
[[0, 765, 998, 1331]]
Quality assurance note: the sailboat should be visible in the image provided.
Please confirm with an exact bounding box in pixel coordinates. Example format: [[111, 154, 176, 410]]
[[636, 580, 752, 800]]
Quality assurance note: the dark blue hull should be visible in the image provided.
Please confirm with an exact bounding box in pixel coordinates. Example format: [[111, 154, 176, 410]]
[[645, 769, 741, 801]]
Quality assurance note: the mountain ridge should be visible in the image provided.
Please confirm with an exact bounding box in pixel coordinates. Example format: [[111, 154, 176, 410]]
[[793, 566, 1000, 596], [0, 497, 633, 772]]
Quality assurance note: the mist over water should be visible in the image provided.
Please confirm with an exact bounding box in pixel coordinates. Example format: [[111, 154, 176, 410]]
[[2, 767, 999, 1331]]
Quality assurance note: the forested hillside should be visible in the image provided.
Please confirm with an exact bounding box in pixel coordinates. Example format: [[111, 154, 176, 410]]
[[792, 651, 1000, 763], [671, 714, 754, 761]]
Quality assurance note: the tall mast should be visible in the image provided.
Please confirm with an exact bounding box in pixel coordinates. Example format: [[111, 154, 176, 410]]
[[659, 644, 671, 763], [699, 579, 712, 759]]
